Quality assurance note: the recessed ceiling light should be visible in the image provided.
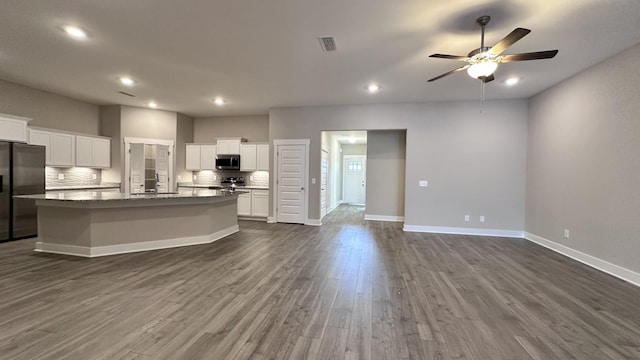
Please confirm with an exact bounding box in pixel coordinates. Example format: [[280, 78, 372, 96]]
[[119, 77, 135, 86], [365, 83, 380, 93], [63, 25, 88, 40], [505, 77, 519, 86], [148, 101, 158, 109], [213, 97, 226, 106]]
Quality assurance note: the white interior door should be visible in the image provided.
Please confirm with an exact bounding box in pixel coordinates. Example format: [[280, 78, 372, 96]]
[[321, 148, 328, 218], [343, 155, 366, 205], [130, 143, 145, 194], [276, 144, 307, 224], [156, 144, 170, 193]]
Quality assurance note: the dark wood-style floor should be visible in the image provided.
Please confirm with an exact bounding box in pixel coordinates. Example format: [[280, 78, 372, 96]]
[[1, 205, 639, 359]]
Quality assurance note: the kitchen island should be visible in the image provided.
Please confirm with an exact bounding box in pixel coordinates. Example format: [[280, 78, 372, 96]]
[[17, 189, 242, 257]]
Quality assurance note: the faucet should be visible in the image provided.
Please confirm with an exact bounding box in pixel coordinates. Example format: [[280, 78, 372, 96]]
[[154, 173, 159, 194]]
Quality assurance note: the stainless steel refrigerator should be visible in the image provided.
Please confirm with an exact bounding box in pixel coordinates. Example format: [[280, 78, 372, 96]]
[[0, 142, 45, 242]]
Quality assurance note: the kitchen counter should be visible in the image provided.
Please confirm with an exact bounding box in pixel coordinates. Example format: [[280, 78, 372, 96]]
[[45, 183, 121, 191], [17, 189, 240, 257]]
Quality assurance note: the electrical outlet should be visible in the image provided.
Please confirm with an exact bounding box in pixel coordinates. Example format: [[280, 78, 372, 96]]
[[213, 175, 217, 181], [58, 173, 64, 180], [193, 175, 197, 180], [419, 180, 428, 187], [563, 229, 570, 238], [177, 175, 182, 181], [250, 176, 254, 181], [91, 174, 97, 180], [312, 178, 316, 184], [479, 216, 485, 223], [464, 215, 470, 222]]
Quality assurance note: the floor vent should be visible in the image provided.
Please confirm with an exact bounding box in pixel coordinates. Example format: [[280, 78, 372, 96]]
[[318, 37, 337, 52], [118, 91, 136, 97]]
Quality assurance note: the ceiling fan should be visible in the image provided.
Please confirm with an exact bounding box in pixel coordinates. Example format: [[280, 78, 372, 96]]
[[427, 15, 558, 83]]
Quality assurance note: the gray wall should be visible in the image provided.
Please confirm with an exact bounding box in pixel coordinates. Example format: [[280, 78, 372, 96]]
[[99, 105, 122, 184], [176, 113, 194, 183], [365, 131, 406, 218], [527, 43, 640, 274], [341, 144, 367, 155], [120, 106, 177, 141], [193, 115, 269, 142], [0, 79, 99, 134], [270, 100, 527, 229]]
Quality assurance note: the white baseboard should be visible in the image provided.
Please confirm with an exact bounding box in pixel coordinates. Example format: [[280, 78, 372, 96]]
[[403, 224, 524, 238], [364, 214, 405, 222], [267, 217, 277, 223], [34, 225, 239, 258], [305, 219, 322, 226], [524, 232, 640, 287]]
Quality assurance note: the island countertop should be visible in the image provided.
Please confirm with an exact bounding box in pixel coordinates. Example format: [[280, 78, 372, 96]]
[[16, 188, 245, 202]]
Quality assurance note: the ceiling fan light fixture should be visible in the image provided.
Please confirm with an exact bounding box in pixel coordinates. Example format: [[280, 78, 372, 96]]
[[467, 61, 498, 79]]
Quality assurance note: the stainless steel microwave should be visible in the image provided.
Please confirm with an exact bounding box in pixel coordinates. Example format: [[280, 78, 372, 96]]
[[215, 154, 240, 170]]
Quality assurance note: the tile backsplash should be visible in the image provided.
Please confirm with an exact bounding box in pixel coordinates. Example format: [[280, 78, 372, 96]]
[[46, 167, 101, 187], [192, 170, 269, 187]]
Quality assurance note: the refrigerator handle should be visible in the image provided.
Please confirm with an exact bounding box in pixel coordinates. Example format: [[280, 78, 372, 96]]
[[0, 175, 3, 193]]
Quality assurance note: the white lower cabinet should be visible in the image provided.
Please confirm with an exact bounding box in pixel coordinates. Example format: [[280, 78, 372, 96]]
[[237, 191, 252, 216], [251, 190, 269, 217], [236, 189, 269, 219]]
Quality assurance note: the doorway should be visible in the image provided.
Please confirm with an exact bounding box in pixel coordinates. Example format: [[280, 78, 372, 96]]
[[124, 137, 174, 194], [343, 155, 366, 205]]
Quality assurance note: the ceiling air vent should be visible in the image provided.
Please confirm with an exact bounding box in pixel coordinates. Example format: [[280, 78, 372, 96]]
[[318, 37, 337, 52], [118, 91, 136, 97]]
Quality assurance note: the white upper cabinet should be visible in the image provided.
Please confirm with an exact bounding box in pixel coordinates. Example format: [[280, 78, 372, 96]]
[[257, 144, 269, 171], [185, 144, 201, 170], [50, 132, 75, 167], [240, 144, 257, 171], [240, 143, 269, 172], [200, 145, 217, 170], [76, 135, 111, 168], [216, 138, 244, 155], [29, 127, 110, 168], [185, 144, 217, 170], [0, 113, 30, 142]]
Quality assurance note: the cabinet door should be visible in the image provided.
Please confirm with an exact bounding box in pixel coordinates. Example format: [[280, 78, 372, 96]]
[[237, 192, 252, 216], [0, 116, 29, 142], [217, 139, 241, 154], [93, 138, 111, 168], [28, 129, 52, 164], [200, 145, 217, 170], [185, 145, 201, 170], [240, 144, 257, 171], [257, 144, 269, 171], [75, 136, 93, 167], [50, 133, 75, 167], [251, 190, 269, 217]]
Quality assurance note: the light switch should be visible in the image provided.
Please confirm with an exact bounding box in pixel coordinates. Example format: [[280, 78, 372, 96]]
[[419, 180, 428, 187], [479, 216, 485, 223], [464, 215, 470, 222], [311, 178, 316, 184]]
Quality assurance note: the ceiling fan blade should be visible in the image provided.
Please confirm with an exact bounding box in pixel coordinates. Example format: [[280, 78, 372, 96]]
[[479, 74, 495, 83], [429, 53, 470, 61], [499, 50, 559, 63], [489, 28, 531, 55], [427, 65, 470, 82]]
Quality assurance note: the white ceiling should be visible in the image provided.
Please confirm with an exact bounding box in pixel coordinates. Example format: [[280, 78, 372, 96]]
[[326, 131, 368, 145], [1, 0, 639, 118]]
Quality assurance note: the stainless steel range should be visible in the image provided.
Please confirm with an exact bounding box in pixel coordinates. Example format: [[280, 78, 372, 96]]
[[220, 176, 244, 191]]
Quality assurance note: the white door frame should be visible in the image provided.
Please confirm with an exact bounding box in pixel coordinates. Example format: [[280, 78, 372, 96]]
[[320, 144, 329, 219], [272, 139, 310, 225], [124, 137, 175, 194]]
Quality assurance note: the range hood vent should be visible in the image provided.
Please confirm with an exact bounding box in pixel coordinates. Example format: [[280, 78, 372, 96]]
[[318, 37, 337, 52]]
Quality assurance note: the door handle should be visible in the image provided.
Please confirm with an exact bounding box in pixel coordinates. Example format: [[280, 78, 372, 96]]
[[301, 187, 304, 191]]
